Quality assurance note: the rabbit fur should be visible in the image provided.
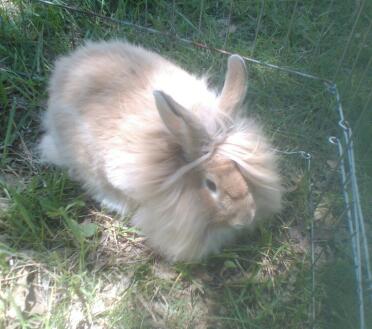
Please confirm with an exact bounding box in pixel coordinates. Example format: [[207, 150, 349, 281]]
[[39, 40, 282, 261]]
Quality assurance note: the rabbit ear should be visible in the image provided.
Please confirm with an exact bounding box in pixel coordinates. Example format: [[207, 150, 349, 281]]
[[218, 55, 247, 115], [154, 91, 210, 161]]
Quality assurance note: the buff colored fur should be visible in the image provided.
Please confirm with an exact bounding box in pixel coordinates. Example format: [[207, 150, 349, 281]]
[[39, 40, 282, 261]]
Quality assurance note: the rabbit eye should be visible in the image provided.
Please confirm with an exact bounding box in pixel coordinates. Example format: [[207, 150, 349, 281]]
[[205, 178, 217, 192]]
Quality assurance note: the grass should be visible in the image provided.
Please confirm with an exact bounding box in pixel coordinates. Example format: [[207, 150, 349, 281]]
[[0, 0, 371, 328]]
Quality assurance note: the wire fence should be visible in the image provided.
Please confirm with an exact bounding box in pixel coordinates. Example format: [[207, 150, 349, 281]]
[[28, 1, 372, 328]]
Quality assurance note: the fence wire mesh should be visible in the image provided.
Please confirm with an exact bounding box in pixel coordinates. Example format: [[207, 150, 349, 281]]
[[2, 1, 371, 328]]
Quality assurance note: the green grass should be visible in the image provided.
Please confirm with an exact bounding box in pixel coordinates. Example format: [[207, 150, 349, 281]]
[[0, 0, 371, 328]]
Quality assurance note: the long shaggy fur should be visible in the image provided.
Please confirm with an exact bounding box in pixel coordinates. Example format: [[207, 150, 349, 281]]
[[39, 40, 282, 261]]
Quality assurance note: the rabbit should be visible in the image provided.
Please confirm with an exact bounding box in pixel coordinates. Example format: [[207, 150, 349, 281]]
[[38, 40, 282, 262]]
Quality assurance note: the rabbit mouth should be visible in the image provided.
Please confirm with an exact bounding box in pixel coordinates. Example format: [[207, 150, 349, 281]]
[[210, 209, 255, 228]]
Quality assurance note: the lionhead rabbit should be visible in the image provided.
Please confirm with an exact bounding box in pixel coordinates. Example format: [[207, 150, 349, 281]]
[[39, 40, 282, 261]]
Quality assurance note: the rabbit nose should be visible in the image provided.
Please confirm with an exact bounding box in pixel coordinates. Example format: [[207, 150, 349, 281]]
[[230, 194, 257, 227], [230, 210, 255, 227]]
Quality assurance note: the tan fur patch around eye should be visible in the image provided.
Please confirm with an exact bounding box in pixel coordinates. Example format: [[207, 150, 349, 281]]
[[223, 170, 248, 199], [209, 159, 248, 200]]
